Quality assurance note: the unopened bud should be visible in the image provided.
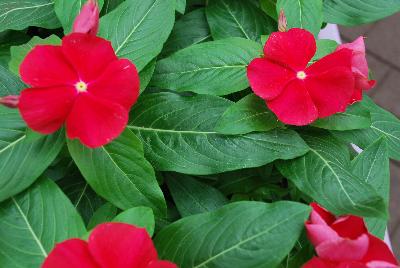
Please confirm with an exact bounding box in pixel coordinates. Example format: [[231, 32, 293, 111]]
[[72, 0, 99, 36], [278, 9, 287, 32], [0, 95, 19, 108]]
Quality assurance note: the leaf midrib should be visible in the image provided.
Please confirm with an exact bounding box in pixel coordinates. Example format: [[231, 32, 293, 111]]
[[128, 125, 217, 135], [0, 2, 53, 19]]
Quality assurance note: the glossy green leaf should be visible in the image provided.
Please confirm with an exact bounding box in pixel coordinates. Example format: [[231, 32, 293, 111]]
[[0, 0, 60, 32], [0, 66, 65, 201], [260, 0, 277, 20], [276, 130, 387, 218], [139, 59, 156, 93], [215, 93, 282, 135], [54, 0, 104, 34], [312, 102, 371, 131], [112, 206, 155, 236], [151, 38, 262, 95], [155, 201, 310, 268], [128, 92, 309, 175], [352, 138, 389, 238], [99, 0, 175, 71], [206, 0, 276, 42], [9, 35, 61, 76], [175, 0, 186, 13], [331, 96, 400, 160], [67, 129, 167, 217], [324, 0, 400, 26], [166, 173, 228, 217], [276, 0, 323, 36], [162, 8, 211, 57], [0, 178, 86, 268], [87, 202, 118, 230]]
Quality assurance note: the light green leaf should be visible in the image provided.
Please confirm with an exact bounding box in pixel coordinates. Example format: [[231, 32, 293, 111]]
[[215, 93, 282, 135], [0, 0, 60, 32], [155, 201, 310, 268], [9, 35, 61, 76], [175, 0, 186, 13], [324, 0, 400, 26], [276, 0, 323, 36], [128, 92, 309, 175], [151, 38, 262, 95], [311, 39, 338, 62], [277, 130, 387, 218], [67, 129, 167, 217], [101, 0, 124, 15], [0, 178, 86, 268], [166, 173, 228, 217], [206, 0, 276, 42], [87, 202, 118, 230], [139, 59, 156, 93], [112, 207, 155, 236], [352, 138, 389, 238], [99, 0, 175, 71], [162, 8, 211, 57]]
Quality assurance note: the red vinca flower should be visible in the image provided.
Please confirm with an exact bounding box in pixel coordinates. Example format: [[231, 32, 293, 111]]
[[337, 36, 376, 104], [42, 223, 177, 268], [303, 203, 399, 268], [247, 28, 355, 126], [18, 33, 139, 148], [73, 0, 100, 36]]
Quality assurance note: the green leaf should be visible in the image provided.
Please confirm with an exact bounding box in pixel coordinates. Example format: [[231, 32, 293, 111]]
[[112, 207, 155, 236], [0, 31, 30, 68], [67, 129, 167, 217], [9, 35, 61, 76], [0, 0, 60, 32], [99, 0, 175, 71], [101, 0, 125, 16], [324, 0, 400, 26], [129, 92, 309, 175], [175, 0, 186, 13], [276, 130, 387, 218], [276, 0, 323, 36], [331, 96, 400, 160], [215, 93, 282, 135], [165, 173, 228, 217], [87, 202, 118, 230], [260, 0, 278, 20], [54, 0, 104, 34], [155, 201, 310, 267], [311, 39, 338, 62], [162, 8, 211, 57], [139, 59, 156, 93], [312, 102, 371, 131], [0, 178, 86, 268], [0, 66, 65, 201], [351, 138, 389, 238], [206, 0, 276, 42], [151, 38, 262, 96]]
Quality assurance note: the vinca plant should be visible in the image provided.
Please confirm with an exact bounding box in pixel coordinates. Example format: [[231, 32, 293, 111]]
[[0, 0, 400, 267]]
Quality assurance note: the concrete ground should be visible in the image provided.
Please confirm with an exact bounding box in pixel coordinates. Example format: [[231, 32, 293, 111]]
[[339, 12, 400, 258]]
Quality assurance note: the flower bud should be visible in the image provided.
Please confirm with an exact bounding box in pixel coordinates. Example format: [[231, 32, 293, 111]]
[[0, 95, 19, 108], [278, 9, 287, 32], [72, 0, 99, 36]]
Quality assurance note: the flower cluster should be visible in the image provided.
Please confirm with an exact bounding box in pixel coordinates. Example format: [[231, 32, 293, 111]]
[[304, 203, 398, 267]]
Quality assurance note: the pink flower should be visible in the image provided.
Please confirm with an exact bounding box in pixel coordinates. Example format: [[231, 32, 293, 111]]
[[337, 37, 376, 104], [72, 0, 100, 36], [42, 223, 177, 268], [303, 203, 398, 267]]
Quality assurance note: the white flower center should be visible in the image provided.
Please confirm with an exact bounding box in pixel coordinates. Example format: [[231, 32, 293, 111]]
[[296, 71, 307, 80], [75, 81, 88, 92]]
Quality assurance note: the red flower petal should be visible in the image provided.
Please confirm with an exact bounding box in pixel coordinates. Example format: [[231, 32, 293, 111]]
[[147, 260, 178, 268], [264, 28, 316, 71], [316, 234, 369, 262], [302, 257, 334, 268], [305, 223, 340, 247], [247, 58, 294, 100], [20, 45, 78, 87], [19, 86, 77, 134], [89, 59, 140, 110], [330, 216, 368, 240], [267, 80, 318, 125], [62, 33, 118, 83], [42, 239, 99, 268], [307, 49, 353, 76], [72, 0, 100, 36], [310, 203, 336, 225], [66, 94, 128, 148], [362, 235, 399, 265], [88, 223, 158, 268]]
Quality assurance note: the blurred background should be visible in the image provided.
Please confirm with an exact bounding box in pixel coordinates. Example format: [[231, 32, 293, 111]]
[[339, 12, 400, 258]]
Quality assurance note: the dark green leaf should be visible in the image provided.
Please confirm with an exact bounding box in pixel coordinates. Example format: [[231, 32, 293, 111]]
[[206, 0, 276, 42], [0, 178, 86, 268], [0, 31, 30, 68], [155, 201, 310, 268], [129, 92, 309, 175], [99, 0, 175, 71], [151, 38, 262, 95], [112, 207, 155, 236], [139, 59, 156, 93], [67, 129, 167, 217], [87, 202, 119, 230], [260, 0, 277, 20], [101, 0, 125, 16], [166, 173, 228, 217], [276, 130, 387, 218], [215, 93, 282, 135]]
